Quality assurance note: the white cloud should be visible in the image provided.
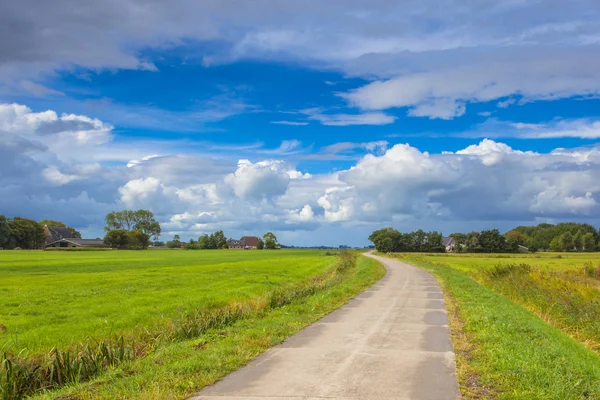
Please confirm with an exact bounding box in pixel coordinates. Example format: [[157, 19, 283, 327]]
[[407, 99, 466, 120], [301, 109, 396, 126], [340, 47, 600, 118], [127, 154, 161, 168], [270, 121, 309, 126], [3, 100, 600, 245], [224, 159, 296, 200], [469, 118, 600, 139]]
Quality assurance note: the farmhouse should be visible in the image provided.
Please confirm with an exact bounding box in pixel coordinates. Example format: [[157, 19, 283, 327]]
[[43, 225, 108, 249], [442, 236, 456, 252], [227, 236, 260, 249]]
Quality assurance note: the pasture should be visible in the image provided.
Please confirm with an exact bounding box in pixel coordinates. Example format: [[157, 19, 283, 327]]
[[0, 249, 333, 353], [0, 249, 384, 399]]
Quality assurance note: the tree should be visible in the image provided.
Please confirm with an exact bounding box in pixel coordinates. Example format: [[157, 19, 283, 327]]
[[38, 219, 82, 238], [105, 210, 161, 240], [369, 228, 402, 252], [263, 232, 278, 249], [582, 232, 597, 251], [465, 232, 481, 251], [505, 230, 526, 252], [549, 236, 562, 252], [127, 230, 150, 250], [197, 234, 212, 249], [104, 229, 129, 249], [212, 230, 228, 249], [560, 232, 574, 252], [573, 230, 584, 251], [476, 229, 507, 252], [256, 238, 264, 250], [9, 217, 45, 249], [104, 229, 149, 249], [0, 215, 14, 249], [167, 234, 182, 249], [425, 231, 443, 251], [133, 210, 161, 240], [105, 210, 135, 231]]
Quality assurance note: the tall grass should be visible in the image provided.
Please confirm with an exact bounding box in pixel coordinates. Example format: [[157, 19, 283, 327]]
[[0, 252, 357, 400], [481, 262, 600, 353]]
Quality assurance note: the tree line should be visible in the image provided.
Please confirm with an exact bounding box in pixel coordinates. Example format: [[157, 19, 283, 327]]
[[0, 216, 82, 249], [506, 223, 599, 252], [368, 228, 445, 253], [370, 222, 600, 253], [165, 231, 280, 250]]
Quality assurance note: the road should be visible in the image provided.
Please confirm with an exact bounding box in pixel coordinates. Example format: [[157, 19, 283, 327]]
[[191, 252, 460, 400]]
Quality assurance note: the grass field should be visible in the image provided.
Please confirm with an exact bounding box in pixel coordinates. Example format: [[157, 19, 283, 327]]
[[389, 252, 600, 399], [0, 249, 384, 399]]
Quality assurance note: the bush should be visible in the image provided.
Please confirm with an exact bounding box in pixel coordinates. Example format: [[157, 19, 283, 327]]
[[104, 229, 150, 250]]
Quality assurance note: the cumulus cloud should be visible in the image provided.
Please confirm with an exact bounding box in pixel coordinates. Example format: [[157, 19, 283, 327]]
[[2, 100, 600, 245], [224, 159, 308, 200], [314, 140, 600, 225]]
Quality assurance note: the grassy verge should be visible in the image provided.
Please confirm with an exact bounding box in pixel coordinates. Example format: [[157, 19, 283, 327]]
[[386, 254, 600, 399], [12, 254, 383, 399]]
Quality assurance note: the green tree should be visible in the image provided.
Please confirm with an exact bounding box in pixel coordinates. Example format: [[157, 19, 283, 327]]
[[0, 215, 14, 249], [582, 232, 597, 251], [9, 217, 45, 249], [127, 230, 150, 250], [549, 236, 562, 252], [133, 210, 161, 239], [256, 238, 264, 249], [212, 230, 228, 249], [167, 234, 182, 248], [104, 229, 130, 249], [573, 230, 584, 251], [425, 231, 443, 251], [561, 232, 574, 252], [479, 229, 507, 252], [263, 232, 278, 249], [105, 210, 135, 231], [197, 234, 212, 249]]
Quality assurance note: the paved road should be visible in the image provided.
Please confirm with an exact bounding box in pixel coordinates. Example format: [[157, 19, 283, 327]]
[[191, 253, 460, 400]]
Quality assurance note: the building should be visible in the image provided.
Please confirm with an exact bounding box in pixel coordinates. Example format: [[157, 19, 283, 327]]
[[45, 238, 109, 248], [227, 236, 260, 249], [442, 237, 456, 252], [43, 225, 109, 249]]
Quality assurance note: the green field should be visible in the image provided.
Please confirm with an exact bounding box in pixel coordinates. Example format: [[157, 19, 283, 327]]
[[0, 249, 384, 399], [0, 249, 335, 353], [390, 252, 600, 399]]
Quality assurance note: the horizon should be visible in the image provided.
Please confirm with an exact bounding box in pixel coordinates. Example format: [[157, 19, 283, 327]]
[[2, 1, 600, 247]]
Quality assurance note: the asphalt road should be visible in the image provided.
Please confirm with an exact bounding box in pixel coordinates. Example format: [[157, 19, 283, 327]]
[[191, 252, 460, 400]]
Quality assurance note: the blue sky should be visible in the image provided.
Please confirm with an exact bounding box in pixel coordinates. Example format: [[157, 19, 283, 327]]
[[2, 1, 600, 245]]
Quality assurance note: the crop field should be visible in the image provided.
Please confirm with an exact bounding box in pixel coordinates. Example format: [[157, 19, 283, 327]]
[[0, 249, 385, 399], [391, 252, 600, 399]]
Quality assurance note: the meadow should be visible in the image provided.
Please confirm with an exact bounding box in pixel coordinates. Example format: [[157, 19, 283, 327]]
[[0, 249, 384, 399], [390, 252, 600, 399]]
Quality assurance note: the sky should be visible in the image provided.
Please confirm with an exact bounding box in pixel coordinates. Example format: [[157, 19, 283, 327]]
[[2, 0, 600, 246]]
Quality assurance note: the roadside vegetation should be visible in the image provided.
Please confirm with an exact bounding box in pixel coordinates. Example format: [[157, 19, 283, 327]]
[[0, 249, 384, 399], [390, 252, 600, 399]]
